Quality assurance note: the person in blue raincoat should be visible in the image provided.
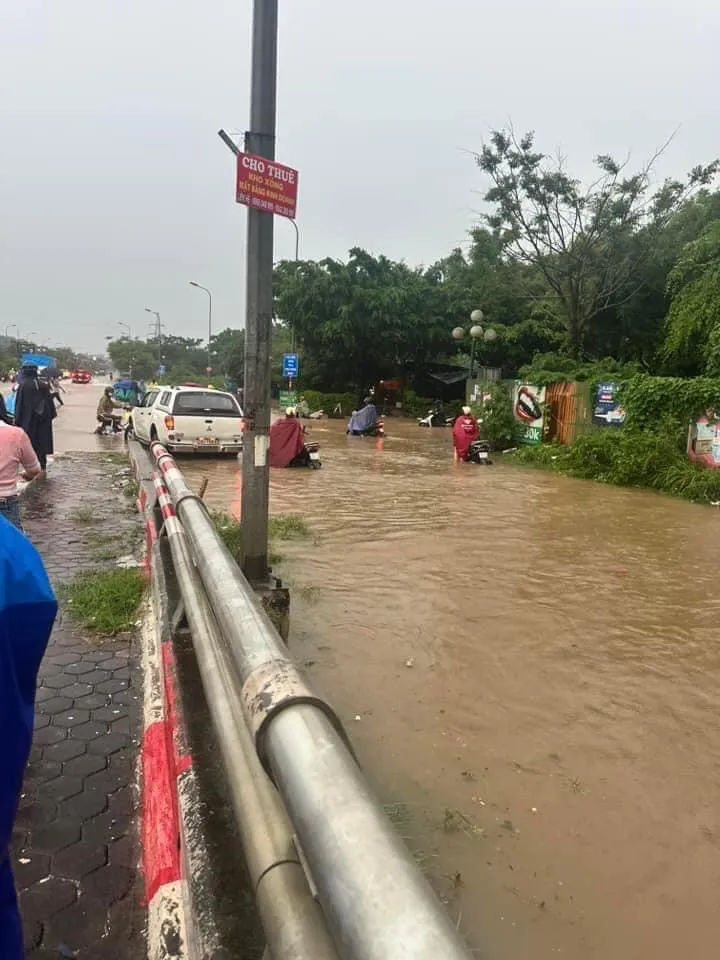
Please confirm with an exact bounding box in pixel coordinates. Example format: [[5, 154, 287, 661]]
[[0, 518, 57, 957]]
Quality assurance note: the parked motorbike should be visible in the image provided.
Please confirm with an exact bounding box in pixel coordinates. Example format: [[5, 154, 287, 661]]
[[417, 408, 454, 428], [467, 440, 493, 465]]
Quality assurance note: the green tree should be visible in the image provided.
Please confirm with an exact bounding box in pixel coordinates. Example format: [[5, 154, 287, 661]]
[[477, 129, 718, 358], [274, 248, 450, 394], [663, 220, 720, 375], [210, 328, 245, 383], [107, 339, 158, 380]]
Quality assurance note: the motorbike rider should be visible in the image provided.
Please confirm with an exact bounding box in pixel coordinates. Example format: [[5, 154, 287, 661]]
[[347, 398, 379, 436], [452, 405, 480, 461], [95, 386, 120, 434], [269, 407, 311, 468]]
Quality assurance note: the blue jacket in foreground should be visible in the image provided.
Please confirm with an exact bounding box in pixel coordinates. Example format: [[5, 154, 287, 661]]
[[0, 517, 57, 958]]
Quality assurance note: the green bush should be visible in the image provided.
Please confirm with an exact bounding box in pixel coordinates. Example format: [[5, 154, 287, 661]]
[[297, 390, 356, 417], [399, 389, 436, 419], [518, 353, 644, 387], [472, 382, 516, 450], [515, 427, 720, 503]]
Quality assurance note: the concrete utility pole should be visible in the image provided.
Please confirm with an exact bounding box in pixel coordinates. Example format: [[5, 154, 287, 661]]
[[240, 0, 279, 582]]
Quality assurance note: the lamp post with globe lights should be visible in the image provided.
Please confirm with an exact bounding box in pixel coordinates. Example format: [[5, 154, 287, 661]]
[[451, 309, 497, 381]]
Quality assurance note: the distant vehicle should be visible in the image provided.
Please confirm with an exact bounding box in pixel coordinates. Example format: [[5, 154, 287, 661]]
[[127, 385, 245, 455], [70, 369, 92, 384]]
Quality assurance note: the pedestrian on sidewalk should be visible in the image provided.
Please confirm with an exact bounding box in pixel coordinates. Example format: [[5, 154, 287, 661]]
[[0, 417, 43, 531], [0, 516, 57, 958], [13, 364, 56, 471]]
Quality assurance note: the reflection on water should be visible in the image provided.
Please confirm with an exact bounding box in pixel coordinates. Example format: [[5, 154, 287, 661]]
[[60, 395, 720, 958]]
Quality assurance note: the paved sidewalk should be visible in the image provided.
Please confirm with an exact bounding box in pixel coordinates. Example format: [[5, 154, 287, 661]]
[[12, 455, 145, 959]]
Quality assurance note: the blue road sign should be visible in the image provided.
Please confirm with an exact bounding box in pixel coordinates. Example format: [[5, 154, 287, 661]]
[[282, 353, 299, 378]]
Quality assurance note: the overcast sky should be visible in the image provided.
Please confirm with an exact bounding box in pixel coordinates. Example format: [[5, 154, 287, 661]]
[[1, 0, 717, 354]]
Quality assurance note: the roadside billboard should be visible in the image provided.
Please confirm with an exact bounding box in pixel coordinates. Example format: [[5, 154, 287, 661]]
[[592, 382, 625, 427], [513, 383, 546, 445], [236, 152, 298, 219]]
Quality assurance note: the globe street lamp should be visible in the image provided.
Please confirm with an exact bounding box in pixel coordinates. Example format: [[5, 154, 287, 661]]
[[189, 281, 213, 374], [452, 310, 496, 379]]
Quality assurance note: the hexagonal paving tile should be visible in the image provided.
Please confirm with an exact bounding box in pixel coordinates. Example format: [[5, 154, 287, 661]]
[[42, 674, 73, 690], [20, 877, 77, 924], [37, 696, 74, 714], [54, 709, 91, 728], [32, 726, 67, 748], [71, 721, 109, 741], [14, 852, 51, 891], [74, 693, 111, 711], [43, 775, 84, 802], [46, 895, 112, 953], [59, 682, 94, 699], [53, 841, 108, 880], [64, 661, 97, 676], [96, 679, 129, 695], [44, 739, 86, 764], [93, 705, 128, 723], [84, 730, 127, 756], [47, 652, 81, 666], [30, 820, 81, 853], [59, 789, 109, 822], [63, 753, 107, 779], [23, 759, 62, 783]]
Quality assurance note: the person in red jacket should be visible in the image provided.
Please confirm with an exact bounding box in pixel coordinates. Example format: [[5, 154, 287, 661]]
[[452, 405, 480, 461], [269, 408, 310, 468]]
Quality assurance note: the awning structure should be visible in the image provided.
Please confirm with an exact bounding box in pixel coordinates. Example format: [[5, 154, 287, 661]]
[[429, 369, 468, 384]]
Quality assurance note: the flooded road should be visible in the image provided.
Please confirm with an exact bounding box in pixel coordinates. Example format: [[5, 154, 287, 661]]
[[55, 388, 720, 959]]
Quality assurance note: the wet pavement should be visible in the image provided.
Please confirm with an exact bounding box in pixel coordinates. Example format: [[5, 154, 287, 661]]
[[10, 388, 145, 958], [40, 385, 720, 958]]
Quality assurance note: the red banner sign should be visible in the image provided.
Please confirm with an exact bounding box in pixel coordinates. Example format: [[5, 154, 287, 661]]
[[236, 152, 298, 219]]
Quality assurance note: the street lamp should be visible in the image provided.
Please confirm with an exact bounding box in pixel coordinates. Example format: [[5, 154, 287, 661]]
[[4, 323, 17, 339], [145, 309, 162, 369], [452, 309, 496, 379], [287, 220, 300, 352], [118, 322, 132, 339], [189, 282, 213, 373]]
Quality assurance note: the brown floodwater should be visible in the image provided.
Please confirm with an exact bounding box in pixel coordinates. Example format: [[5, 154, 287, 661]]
[[56, 388, 720, 959]]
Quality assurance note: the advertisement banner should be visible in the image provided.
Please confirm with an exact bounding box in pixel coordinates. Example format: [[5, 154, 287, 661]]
[[592, 382, 625, 427], [236, 153, 298, 219], [513, 384, 546, 445], [688, 416, 720, 468]]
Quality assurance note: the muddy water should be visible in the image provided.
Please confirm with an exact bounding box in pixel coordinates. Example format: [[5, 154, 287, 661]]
[[57, 392, 720, 958]]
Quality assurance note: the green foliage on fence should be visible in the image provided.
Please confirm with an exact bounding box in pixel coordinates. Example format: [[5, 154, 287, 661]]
[[621, 375, 720, 430], [518, 353, 644, 388]]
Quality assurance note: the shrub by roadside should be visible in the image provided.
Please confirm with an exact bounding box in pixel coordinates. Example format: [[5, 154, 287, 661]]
[[211, 511, 310, 566], [59, 568, 145, 634], [514, 427, 720, 504]]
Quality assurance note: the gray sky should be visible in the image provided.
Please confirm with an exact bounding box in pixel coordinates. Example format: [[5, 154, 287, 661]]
[[1, 0, 717, 354]]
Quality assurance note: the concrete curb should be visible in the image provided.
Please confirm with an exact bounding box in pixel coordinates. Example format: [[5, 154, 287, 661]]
[[130, 441, 236, 960]]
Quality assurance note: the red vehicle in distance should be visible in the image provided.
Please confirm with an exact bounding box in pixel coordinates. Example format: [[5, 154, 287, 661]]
[[70, 369, 92, 384]]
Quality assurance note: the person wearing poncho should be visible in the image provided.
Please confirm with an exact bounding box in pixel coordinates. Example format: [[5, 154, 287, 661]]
[[0, 518, 57, 957]]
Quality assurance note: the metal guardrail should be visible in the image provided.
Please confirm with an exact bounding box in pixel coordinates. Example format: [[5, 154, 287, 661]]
[[150, 442, 473, 960]]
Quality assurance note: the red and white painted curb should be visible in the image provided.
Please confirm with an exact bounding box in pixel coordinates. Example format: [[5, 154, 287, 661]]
[[137, 475, 192, 959]]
